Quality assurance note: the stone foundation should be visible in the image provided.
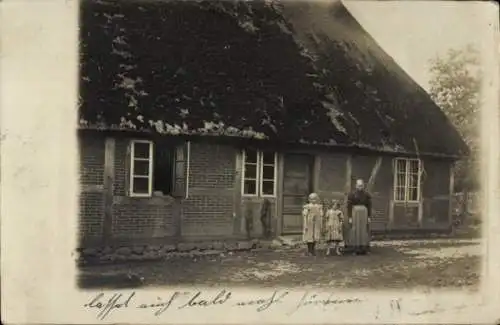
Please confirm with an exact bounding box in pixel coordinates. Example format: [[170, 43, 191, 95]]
[[77, 239, 284, 265], [78, 229, 469, 266]]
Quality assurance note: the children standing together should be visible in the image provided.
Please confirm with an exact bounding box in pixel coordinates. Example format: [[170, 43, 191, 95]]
[[302, 178, 372, 256]]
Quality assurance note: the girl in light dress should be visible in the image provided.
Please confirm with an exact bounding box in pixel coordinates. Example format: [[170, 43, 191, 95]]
[[324, 199, 345, 256], [302, 193, 323, 256]]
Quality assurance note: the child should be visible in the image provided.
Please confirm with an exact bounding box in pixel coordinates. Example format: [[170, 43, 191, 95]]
[[302, 193, 323, 256], [324, 199, 344, 256]]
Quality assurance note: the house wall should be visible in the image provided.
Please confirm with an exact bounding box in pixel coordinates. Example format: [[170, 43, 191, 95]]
[[78, 133, 272, 247], [78, 132, 455, 248], [79, 133, 105, 241], [111, 137, 177, 240], [312, 153, 392, 232], [182, 142, 237, 238], [310, 152, 452, 233]]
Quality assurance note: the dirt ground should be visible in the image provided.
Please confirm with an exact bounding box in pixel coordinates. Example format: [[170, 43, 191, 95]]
[[79, 238, 482, 290]]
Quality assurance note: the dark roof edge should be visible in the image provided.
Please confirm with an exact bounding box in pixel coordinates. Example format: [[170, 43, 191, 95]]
[[77, 127, 464, 160]]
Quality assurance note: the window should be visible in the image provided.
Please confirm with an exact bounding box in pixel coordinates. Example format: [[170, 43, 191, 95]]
[[394, 158, 422, 202], [130, 140, 153, 196], [129, 140, 190, 198], [242, 149, 277, 197]]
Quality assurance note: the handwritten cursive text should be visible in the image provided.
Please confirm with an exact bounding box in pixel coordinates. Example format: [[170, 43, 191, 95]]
[[289, 292, 362, 315], [234, 290, 289, 312], [83, 292, 135, 320], [177, 290, 232, 309]]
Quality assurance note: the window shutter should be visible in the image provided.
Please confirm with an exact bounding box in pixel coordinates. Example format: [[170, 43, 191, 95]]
[[172, 141, 190, 199]]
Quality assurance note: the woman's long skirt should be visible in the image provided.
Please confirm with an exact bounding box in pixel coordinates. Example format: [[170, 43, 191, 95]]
[[344, 205, 370, 253]]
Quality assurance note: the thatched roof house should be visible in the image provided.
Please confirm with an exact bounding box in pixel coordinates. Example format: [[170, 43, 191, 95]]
[[78, 0, 467, 251]]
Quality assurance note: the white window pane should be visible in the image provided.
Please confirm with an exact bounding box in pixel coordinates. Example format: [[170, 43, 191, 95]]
[[262, 151, 275, 164], [245, 164, 257, 178], [244, 180, 257, 195], [134, 142, 150, 159], [262, 180, 275, 195], [133, 160, 150, 176], [244, 150, 258, 163], [132, 177, 149, 194]]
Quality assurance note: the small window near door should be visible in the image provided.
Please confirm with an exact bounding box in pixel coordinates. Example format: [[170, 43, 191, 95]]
[[393, 158, 422, 202], [242, 149, 277, 197]]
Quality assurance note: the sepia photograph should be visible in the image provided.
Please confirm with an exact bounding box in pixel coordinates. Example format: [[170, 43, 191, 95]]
[[1, 0, 499, 323], [77, 0, 486, 291]]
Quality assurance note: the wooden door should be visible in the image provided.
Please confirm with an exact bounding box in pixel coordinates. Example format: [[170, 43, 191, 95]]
[[282, 154, 313, 234]]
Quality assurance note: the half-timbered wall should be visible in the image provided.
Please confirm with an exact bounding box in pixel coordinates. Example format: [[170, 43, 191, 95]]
[[78, 132, 455, 248]]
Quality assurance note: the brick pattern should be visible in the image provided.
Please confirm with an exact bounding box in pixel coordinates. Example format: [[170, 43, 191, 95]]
[[107, 138, 238, 239], [112, 201, 175, 238], [188, 142, 236, 189], [181, 194, 234, 236], [79, 134, 105, 241], [79, 132, 453, 243], [79, 192, 104, 239], [79, 134, 104, 185], [114, 138, 129, 196], [180, 143, 237, 237]]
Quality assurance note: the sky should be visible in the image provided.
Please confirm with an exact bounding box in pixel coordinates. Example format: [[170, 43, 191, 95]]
[[343, 0, 493, 91]]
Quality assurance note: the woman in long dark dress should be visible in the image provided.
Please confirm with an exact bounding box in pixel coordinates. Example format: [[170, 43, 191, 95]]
[[345, 179, 372, 255]]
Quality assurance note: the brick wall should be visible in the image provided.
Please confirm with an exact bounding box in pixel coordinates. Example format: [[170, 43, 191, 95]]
[[188, 142, 235, 189], [79, 133, 104, 185], [112, 198, 176, 238], [79, 132, 453, 245], [182, 142, 236, 237], [78, 133, 105, 241], [111, 137, 177, 240], [108, 139, 238, 240], [114, 138, 128, 196]]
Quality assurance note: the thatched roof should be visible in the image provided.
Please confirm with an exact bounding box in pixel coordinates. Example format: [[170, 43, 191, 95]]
[[79, 0, 468, 158]]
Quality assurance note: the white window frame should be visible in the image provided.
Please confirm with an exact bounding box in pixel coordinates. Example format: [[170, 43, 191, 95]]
[[393, 158, 422, 203], [129, 140, 154, 197], [241, 150, 277, 197], [241, 149, 259, 197], [259, 151, 278, 197]]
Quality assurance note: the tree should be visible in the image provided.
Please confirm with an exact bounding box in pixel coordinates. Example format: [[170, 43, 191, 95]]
[[429, 44, 481, 205]]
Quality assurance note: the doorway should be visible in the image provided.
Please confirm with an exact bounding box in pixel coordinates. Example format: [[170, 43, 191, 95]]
[[281, 153, 314, 234]]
